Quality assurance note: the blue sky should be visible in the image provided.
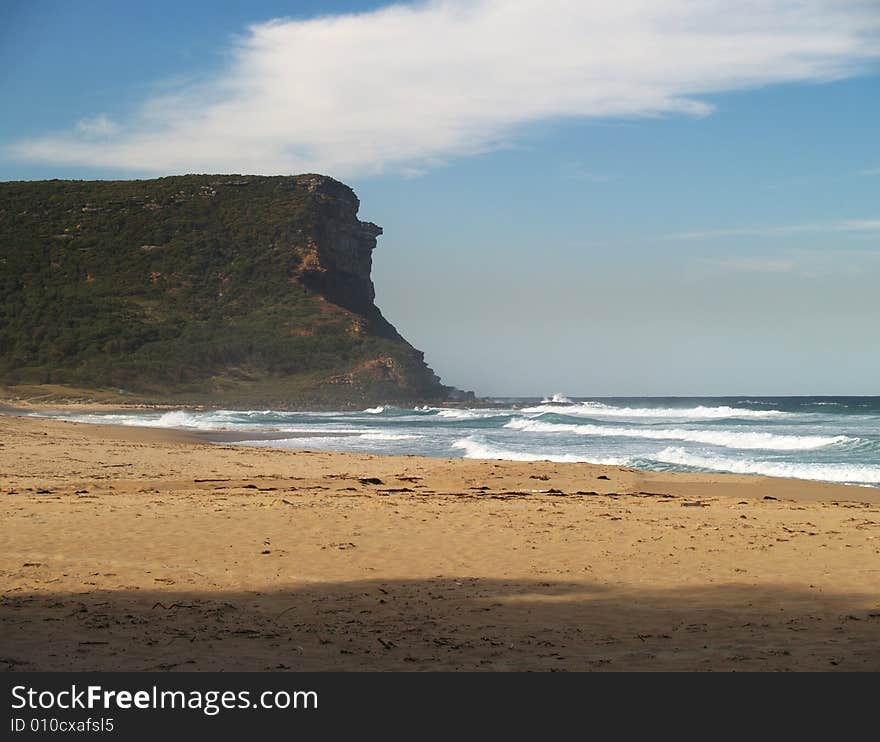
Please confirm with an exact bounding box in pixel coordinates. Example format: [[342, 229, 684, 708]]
[[2, 0, 879, 395]]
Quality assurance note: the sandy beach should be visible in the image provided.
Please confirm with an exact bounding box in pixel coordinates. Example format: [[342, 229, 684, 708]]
[[2, 411, 879, 671]]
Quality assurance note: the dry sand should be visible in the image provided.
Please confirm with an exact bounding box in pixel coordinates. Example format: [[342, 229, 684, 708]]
[[1, 412, 879, 671]]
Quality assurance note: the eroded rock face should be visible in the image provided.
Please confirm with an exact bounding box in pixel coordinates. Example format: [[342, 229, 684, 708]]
[[295, 176, 401, 340]]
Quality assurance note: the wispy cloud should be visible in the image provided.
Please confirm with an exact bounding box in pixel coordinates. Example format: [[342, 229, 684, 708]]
[[10, 0, 880, 176], [696, 247, 880, 278], [667, 219, 880, 240], [75, 115, 119, 137]]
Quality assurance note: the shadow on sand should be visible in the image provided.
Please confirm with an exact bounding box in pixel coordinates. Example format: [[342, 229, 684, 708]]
[[2, 577, 879, 671]]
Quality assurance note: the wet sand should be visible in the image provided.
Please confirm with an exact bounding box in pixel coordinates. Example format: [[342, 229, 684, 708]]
[[2, 413, 879, 671]]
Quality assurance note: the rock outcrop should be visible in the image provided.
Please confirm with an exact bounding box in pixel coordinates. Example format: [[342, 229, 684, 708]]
[[295, 176, 401, 341]]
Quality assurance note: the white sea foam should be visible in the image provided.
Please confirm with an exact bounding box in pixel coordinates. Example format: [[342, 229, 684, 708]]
[[451, 436, 629, 465], [521, 402, 788, 419], [218, 409, 273, 417], [62, 410, 225, 430], [278, 427, 365, 435], [504, 418, 850, 451], [650, 447, 880, 485], [235, 436, 352, 449], [435, 408, 508, 420], [153, 410, 214, 428], [359, 432, 420, 441], [436, 409, 481, 419], [541, 393, 573, 404], [363, 406, 386, 414]]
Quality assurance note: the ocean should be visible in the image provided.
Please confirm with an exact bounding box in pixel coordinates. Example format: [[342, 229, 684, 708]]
[[31, 395, 880, 487]]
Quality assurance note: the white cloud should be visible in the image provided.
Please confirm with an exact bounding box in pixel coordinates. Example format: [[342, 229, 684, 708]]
[[667, 219, 880, 240], [10, 0, 880, 176], [74, 114, 119, 137]]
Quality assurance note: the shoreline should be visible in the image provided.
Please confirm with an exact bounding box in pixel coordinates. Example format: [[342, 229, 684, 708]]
[[2, 401, 877, 491], [4, 411, 877, 501]]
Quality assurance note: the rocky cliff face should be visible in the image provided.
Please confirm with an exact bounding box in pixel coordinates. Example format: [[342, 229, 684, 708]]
[[0, 174, 449, 406], [295, 176, 402, 341]]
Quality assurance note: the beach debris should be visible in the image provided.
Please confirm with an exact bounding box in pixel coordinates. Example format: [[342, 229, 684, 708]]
[[359, 477, 383, 485], [597, 475, 610, 481], [271, 498, 296, 506], [377, 637, 396, 650], [530, 474, 550, 481], [681, 501, 707, 507], [151, 602, 196, 610], [763, 495, 779, 501]]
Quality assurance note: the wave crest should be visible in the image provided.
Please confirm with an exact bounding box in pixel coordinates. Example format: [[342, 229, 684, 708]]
[[521, 402, 787, 419], [650, 447, 880, 485], [451, 436, 629, 465], [505, 418, 851, 451]]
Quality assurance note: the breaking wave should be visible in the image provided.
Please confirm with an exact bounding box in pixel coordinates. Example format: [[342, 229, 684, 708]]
[[504, 418, 852, 451], [650, 447, 880, 485], [435, 409, 488, 419], [451, 436, 629, 465], [541, 393, 573, 404], [521, 402, 787, 419], [358, 432, 420, 441]]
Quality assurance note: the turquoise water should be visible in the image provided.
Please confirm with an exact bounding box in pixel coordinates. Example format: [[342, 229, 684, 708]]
[[35, 395, 880, 487]]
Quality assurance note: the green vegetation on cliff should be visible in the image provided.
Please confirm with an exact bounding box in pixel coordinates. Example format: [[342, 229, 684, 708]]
[[0, 174, 446, 406]]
